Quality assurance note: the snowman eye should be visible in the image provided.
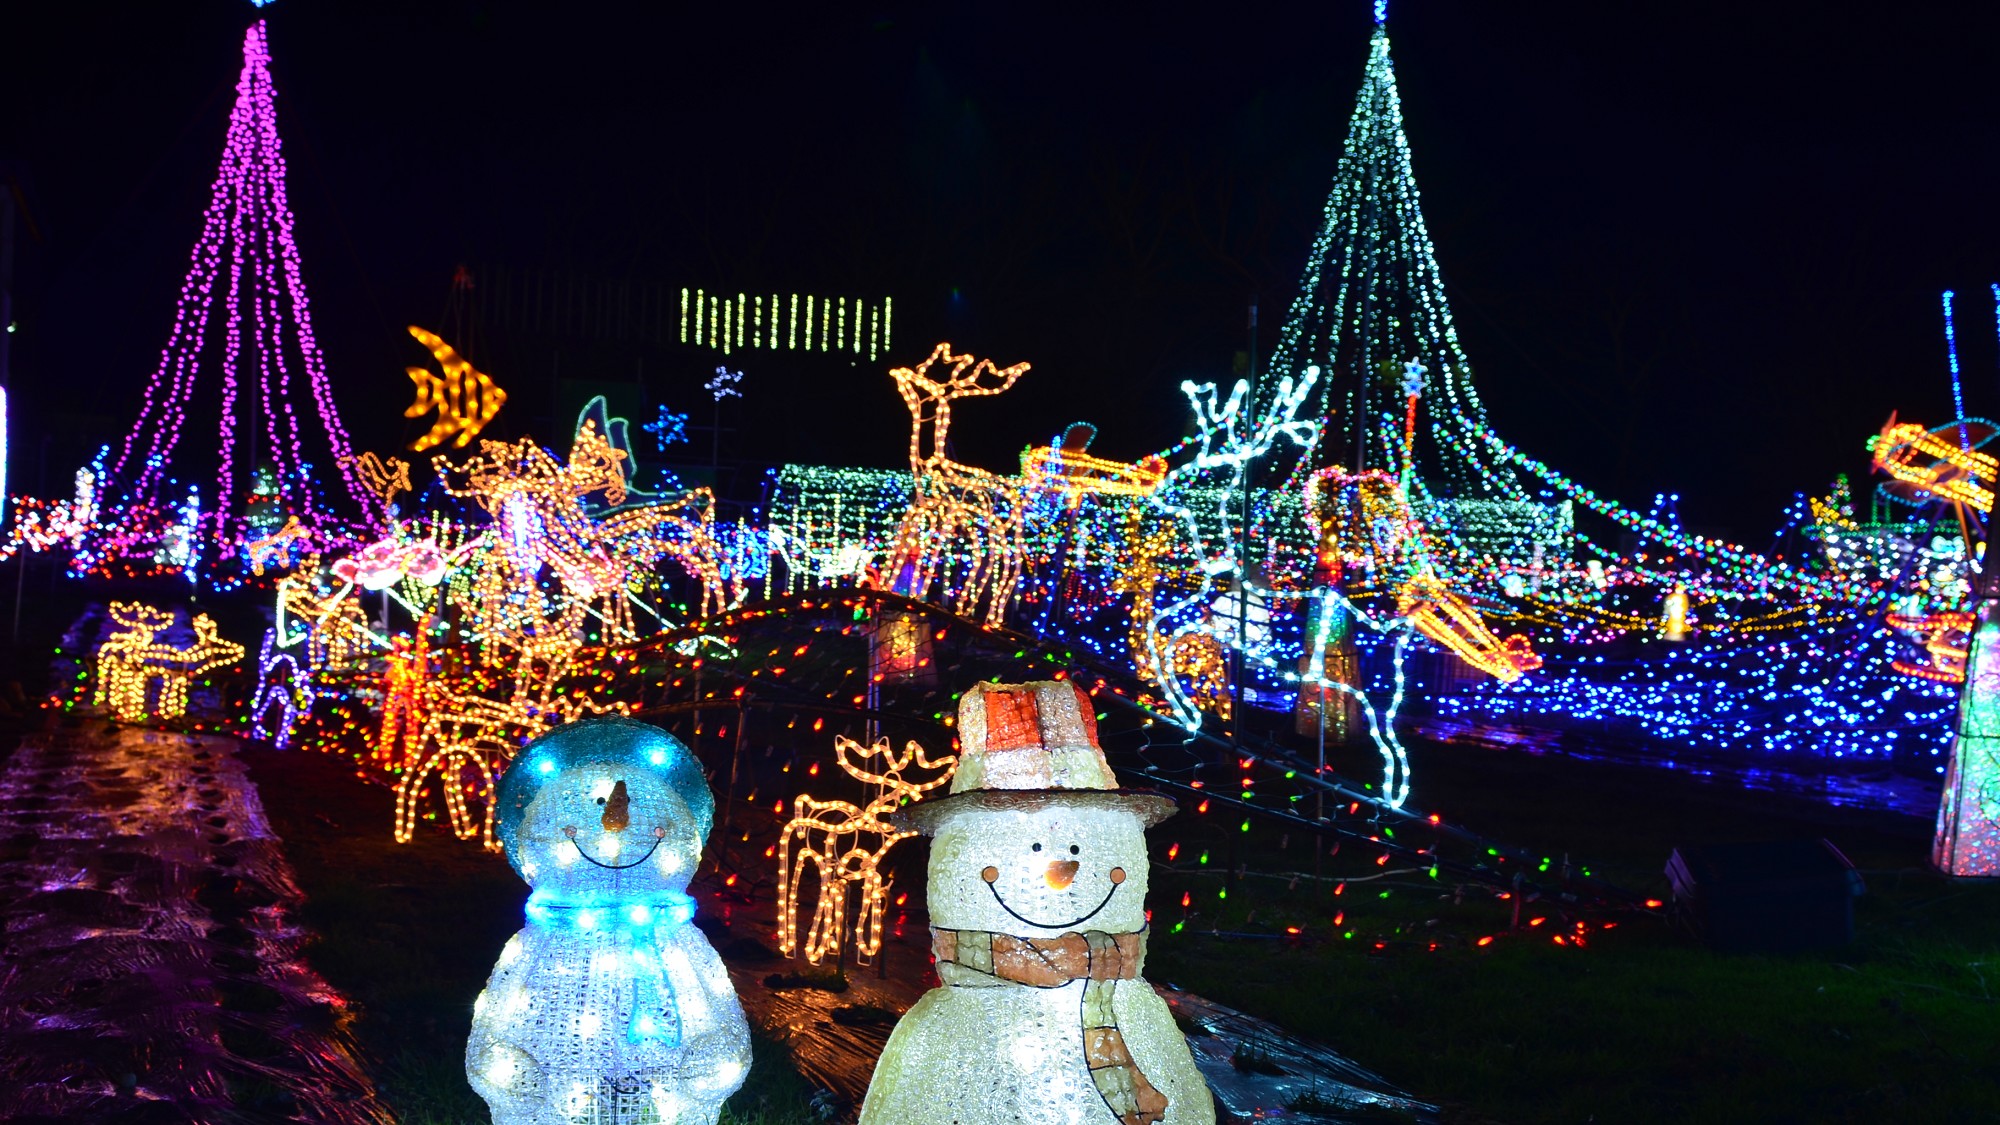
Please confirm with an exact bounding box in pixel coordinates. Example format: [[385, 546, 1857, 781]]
[[1031, 842, 1042, 852], [596, 797, 606, 806], [1069, 844, 1079, 855]]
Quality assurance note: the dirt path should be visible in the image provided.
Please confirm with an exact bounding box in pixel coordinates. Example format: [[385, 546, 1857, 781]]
[[0, 722, 392, 1124]]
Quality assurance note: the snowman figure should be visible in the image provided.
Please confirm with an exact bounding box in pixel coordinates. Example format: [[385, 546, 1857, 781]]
[[859, 680, 1213, 1125], [467, 718, 751, 1125]]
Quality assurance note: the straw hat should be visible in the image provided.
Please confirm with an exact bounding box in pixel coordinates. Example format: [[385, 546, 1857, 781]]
[[894, 680, 1177, 834]]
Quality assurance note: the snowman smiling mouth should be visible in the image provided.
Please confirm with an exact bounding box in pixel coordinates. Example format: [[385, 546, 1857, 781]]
[[561, 780, 667, 869], [562, 824, 668, 869], [982, 862, 1128, 930]]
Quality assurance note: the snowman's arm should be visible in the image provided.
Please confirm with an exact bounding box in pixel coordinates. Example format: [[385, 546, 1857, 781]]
[[662, 927, 753, 1096], [466, 935, 548, 1107]]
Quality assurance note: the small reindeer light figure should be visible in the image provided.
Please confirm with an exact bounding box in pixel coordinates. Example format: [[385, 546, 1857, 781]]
[[777, 735, 958, 963], [94, 602, 245, 723]]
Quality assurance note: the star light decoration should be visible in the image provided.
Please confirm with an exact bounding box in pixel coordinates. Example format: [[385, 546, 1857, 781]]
[[405, 326, 509, 452], [776, 735, 957, 964], [705, 367, 744, 402], [94, 602, 245, 724], [644, 407, 690, 452]]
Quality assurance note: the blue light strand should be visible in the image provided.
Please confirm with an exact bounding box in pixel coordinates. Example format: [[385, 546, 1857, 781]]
[[1945, 289, 1969, 449], [1434, 608, 1955, 766]]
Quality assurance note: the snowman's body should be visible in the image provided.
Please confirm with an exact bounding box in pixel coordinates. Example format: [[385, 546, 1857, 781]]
[[467, 720, 751, 1125], [862, 966, 1206, 1125], [860, 796, 1212, 1125]]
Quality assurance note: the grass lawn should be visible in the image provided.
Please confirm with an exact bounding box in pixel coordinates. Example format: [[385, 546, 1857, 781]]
[[241, 722, 2000, 1125], [240, 744, 822, 1125], [1144, 735, 2000, 1125]]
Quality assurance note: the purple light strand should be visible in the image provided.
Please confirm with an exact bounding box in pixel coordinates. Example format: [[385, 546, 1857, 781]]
[[96, 21, 382, 570]]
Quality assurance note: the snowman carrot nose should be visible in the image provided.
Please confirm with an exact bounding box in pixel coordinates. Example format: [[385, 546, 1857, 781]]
[[1044, 860, 1080, 890], [601, 780, 630, 832]]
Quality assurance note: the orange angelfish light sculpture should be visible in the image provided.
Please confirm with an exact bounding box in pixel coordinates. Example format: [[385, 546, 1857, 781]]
[[404, 326, 508, 452]]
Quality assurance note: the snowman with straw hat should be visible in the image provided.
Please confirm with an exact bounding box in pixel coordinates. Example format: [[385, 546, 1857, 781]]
[[859, 679, 1213, 1125]]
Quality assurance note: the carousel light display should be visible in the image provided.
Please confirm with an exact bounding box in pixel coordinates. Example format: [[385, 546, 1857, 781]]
[[775, 735, 957, 963], [94, 602, 245, 723], [1862, 411, 2000, 874], [83, 21, 381, 574], [404, 326, 509, 452], [1870, 413, 1998, 515]]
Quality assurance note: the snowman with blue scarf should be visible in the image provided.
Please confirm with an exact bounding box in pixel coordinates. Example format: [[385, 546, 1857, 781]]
[[468, 718, 751, 1125]]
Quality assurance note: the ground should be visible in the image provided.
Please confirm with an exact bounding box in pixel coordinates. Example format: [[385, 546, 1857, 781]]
[[239, 727, 2000, 1125], [238, 744, 823, 1125], [1147, 736, 2000, 1125]]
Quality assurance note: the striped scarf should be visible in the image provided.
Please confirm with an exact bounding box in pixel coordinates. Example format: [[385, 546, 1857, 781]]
[[933, 926, 1168, 1125]]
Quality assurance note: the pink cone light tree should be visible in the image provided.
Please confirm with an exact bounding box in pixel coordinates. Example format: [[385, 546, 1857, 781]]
[[79, 20, 380, 583]]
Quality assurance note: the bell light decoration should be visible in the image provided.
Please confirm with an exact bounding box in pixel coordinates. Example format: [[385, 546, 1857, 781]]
[[859, 680, 1212, 1125], [467, 718, 750, 1124]]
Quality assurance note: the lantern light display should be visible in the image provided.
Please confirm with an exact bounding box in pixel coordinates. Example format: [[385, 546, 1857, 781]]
[[468, 719, 751, 1125], [859, 680, 1209, 1125]]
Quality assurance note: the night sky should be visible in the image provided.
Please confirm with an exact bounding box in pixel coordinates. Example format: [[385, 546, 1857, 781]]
[[6, 1, 2000, 539]]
